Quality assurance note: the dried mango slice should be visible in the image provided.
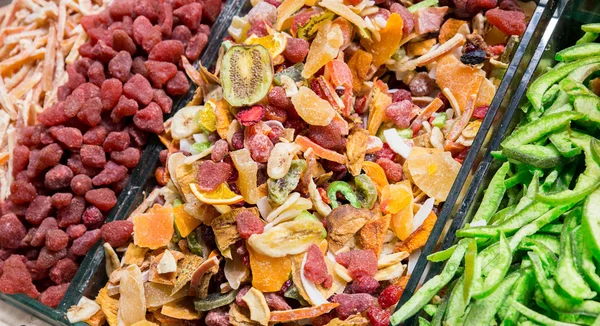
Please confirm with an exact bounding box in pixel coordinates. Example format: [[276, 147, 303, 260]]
[[439, 18, 468, 44], [215, 99, 233, 140], [270, 303, 339, 322], [220, 45, 273, 107], [144, 282, 188, 309], [173, 205, 201, 238], [347, 49, 373, 93], [395, 211, 437, 254], [406, 38, 437, 57], [248, 246, 292, 292], [381, 181, 412, 214], [275, 0, 306, 31], [161, 298, 201, 320], [96, 286, 118, 326], [248, 219, 326, 257], [133, 205, 174, 250], [407, 147, 461, 201], [302, 21, 343, 79], [362, 161, 389, 194], [117, 265, 146, 326], [436, 53, 485, 114], [190, 182, 244, 205], [363, 13, 404, 67], [366, 81, 392, 135], [291, 86, 336, 126], [123, 243, 149, 266], [230, 148, 260, 205], [475, 76, 496, 109], [391, 202, 414, 241]]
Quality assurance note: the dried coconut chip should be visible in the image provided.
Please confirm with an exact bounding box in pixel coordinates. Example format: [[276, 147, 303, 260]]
[[117, 265, 146, 326], [242, 287, 271, 326], [68, 297, 101, 323]]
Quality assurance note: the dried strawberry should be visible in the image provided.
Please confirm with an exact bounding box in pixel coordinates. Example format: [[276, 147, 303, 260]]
[[236, 105, 265, 126]]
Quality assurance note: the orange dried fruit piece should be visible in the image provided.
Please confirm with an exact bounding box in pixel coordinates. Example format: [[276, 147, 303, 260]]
[[406, 38, 437, 57], [132, 321, 159, 326], [347, 49, 373, 93], [436, 54, 485, 114], [362, 161, 389, 194], [366, 80, 392, 135], [302, 21, 343, 79], [291, 86, 336, 126], [439, 18, 468, 44], [296, 135, 347, 164], [133, 205, 174, 250], [96, 286, 118, 326], [173, 205, 202, 238], [363, 13, 404, 67], [248, 246, 292, 292], [123, 243, 149, 266], [270, 303, 340, 322], [395, 211, 437, 254], [392, 203, 414, 241], [245, 32, 288, 57], [161, 298, 201, 320], [380, 181, 413, 215], [475, 77, 496, 109], [230, 148, 260, 205], [190, 182, 244, 205], [406, 147, 461, 202]]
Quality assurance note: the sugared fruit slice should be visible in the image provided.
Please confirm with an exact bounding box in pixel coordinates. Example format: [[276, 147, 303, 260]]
[[221, 45, 273, 107]]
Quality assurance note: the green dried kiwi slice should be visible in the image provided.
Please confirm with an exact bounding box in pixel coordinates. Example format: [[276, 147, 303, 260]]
[[220, 44, 273, 107], [194, 289, 238, 312], [297, 10, 336, 40]]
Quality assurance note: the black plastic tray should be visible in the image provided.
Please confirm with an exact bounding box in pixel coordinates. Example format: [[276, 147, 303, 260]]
[[0, 1, 247, 324], [397, 0, 600, 324]]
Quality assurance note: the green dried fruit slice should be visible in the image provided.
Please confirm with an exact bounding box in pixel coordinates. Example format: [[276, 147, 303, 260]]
[[194, 289, 238, 311], [297, 10, 336, 40], [221, 44, 273, 107]]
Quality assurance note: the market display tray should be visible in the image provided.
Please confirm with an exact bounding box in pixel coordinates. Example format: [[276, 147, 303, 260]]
[[396, 0, 600, 324]]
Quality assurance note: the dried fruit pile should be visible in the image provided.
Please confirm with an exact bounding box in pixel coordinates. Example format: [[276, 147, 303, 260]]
[[0, 0, 223, 308], [73, 0, 532, 325]]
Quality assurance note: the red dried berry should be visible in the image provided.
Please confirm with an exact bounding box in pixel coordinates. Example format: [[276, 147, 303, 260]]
[[283, 38, 309, 63], [0, 214, 27, 249], [108, 50, 133, 83], [335, 249, 378, 279], [332, 293, 375, 320], [308, 119, 347, 152], [145, 60, 178, 88], [25, 196, 52, 225], [0, 255, 40, 299], [472, 105, 490, 119], [350, 276, 379, 294], [103, 131, 131, 152], [51, 193, 73, 209], [88, 60, 106, 86], [158, 3, 173, 37], [71, 229, 102, 255], [197, 160, 232, 192], [236, 210, 264, 239], [123, 74, 154, 105], [40, 283, 70, 308], [131, 57, 148, 78], [248, 134, 273, 163], [46, 229, 69, 251], [101, 78, 124, 111], [110, 148, 141, 168], [304, 244, 333, 288], [63, 88, 85, 118], [57, 196, 86, 228], [30, 218, 58, 247], [108, 0, 134, 19], [133, 102, 164, 134], [10, 180, 37, 204], [78, 97, 103, 127], [12, 145, 30, 177], [376, 158, 403, 183], [165, 71, 189, 96], [92, 161, 128, 186], [211, 139, 229, 162], [486, 8, 527, 36], [185, 33, 208, 61], [85, 188, 117, 211], [153, 89, 173, 113], [112, 29, 137, 55], [71, 174, 93, 196], [378, 284, 403, 308], [171, 25, 192, 45], [237, 105, 265, 126], [50, 127, 83, 149], [80, 145, 107, 168], [173, 3, 203, 31], [389, 3, 414, 35], [134, 0, 158, 21], [82, 206, 105, 229], [36, 246, 67, 269], [92, 40, 118, 62], [66, 224, 87, 240], [366, 306, 391, 326], [38, 102, 70, 127], [101, 220, 134, 247], [148, 40, 184, 63], [49, 258, 78, 284], [392, 89, 412, 103]]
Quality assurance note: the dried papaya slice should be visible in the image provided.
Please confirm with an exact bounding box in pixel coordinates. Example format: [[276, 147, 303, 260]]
[[362, 161, 389, 194], [248, 246, 292, 292], [220, 44, 273, 107], [173, 205, 201, 238], [133, 205, 174, 250], [270, 303, 339, 322], [363, 13, 404, 67]]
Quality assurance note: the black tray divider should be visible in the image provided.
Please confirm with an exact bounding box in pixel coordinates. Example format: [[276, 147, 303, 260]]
[[397, 0, 554, 313]]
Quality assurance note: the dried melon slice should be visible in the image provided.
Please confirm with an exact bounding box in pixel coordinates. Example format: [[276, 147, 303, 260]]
[[221, 45, 273, 107]]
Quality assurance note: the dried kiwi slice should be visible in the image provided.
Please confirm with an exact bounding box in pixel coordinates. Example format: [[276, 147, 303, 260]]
[[297, 10, 336, 40], [220, 44, 273, 107], [194, 289, 238, 312]]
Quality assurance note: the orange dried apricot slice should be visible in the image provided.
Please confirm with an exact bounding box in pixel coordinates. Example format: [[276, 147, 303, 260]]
[[363, 13, 404, 67], [248, 246, 292, 292], [362, 161, 389, 194], [439, 18, 468, 44], [475, 76, 496, 109], [173, 205, 201, 238], [436, 54, 485, 114], [133, 205, 174, 250]]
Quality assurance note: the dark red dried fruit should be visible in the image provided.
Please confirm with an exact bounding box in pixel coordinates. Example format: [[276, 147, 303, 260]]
[[264, 293, 292, 311], [378, 284, 403, 308], [332, 293, 375, 320], [63, 88, 85, 118], [173, 3, 203, 31], [38, 102, 70, 127], [127, 126, 149, 146], [237, 105, 265, 126], [12, 145, 30, 177], [51, 193, 73, 209], [80, 145, 107, 168], [366, 305, 391, 326], [82, 206, 105, 229], [158, 3, 174, 37], [92, 161, 128, 186], [304, 244, 333, 288], [110, 148, 141, 168], [0, 214, 26, 249], [389, 3, 414, 35], [71, 174, 93, 196], [197, 160, 232, 192], [392, 89, 412, 103], [31, 217, 58, 247], [66, 224, 87, 240], [248, 134, 273, 163], [101, 78, 123, 112], [165, 71, 189, 96], [46, 229, 69, 251], [101, 220, 134, 247], [109, 0, 134, 19], [267, 86, 293, 110], [108, 51, 133, 83], [85, 188, 117, 211], [236, 210, 264, 239], [409, 72, 435, 96], [171, 25, 192, 45], [336, 249, 378, 278], [283, 38, 309, 63], [36, 246, 67, 269], [264, 105, 288, 124], [486, 8, 527, 36], [71, 229, 102, 255], [472, 105, 490, 119], [112, 29, 137, 55], [39, 283, 69, 308], [78, 97, 103, 127], [0, 255, 40, 298], [49, 258, 78, 284], [123, 74, 154, 105], [308, 119, 347, 152], [88, 60, 106, 86], [17, 125, 42, 147], [185, 33, 208, 61], [134, 0, 158, 22], [200, 0, 221, 23], [153, 89, 173, 113], [376, 158, 403, 183], [385, 100, 413, 129], [50, 127, 83, 149], [148, 40, 184, 63], [145, 60, 178, 88], [10, 180, 37, 204], [57, 196, 86, 228], [92, 40, 118, 62], [133, 102, 164, 133], [25, 196, 52, 225], [102, 131, 130, 152], [211, 139, 229, 162], [131, 57, 148, 78], [111, 95, 139, 122], [350, 276, 379, 294]]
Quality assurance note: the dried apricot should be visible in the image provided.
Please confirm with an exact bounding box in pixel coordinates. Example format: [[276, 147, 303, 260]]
[[133, 205, 174, 249]]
